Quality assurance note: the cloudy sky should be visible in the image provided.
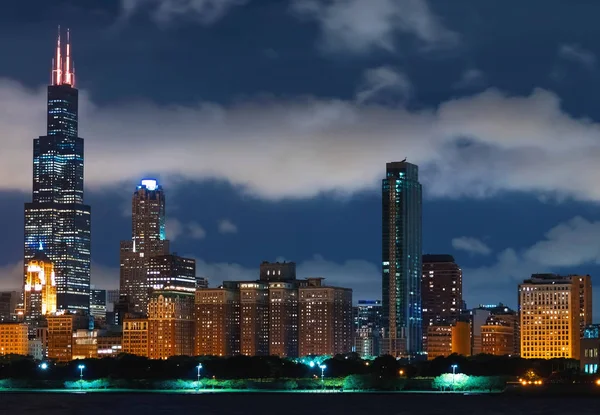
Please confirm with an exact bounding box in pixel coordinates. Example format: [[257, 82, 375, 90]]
[[2, 0, 600, 318]]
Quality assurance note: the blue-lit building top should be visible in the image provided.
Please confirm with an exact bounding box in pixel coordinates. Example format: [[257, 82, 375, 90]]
[[24, 30, 91, 312], [382, 161, 423, 356]]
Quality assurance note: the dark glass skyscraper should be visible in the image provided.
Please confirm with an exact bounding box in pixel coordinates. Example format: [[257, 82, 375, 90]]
[[24, 29, 91, 312], [119, 179, 170, 314], [382, 161, 422, 356]]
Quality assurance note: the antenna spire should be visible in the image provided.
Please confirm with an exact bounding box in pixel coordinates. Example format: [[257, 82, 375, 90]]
[[50, 26, 75, 87]]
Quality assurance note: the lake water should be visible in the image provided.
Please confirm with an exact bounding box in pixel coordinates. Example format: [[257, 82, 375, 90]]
[[2, 392, 596, 415]]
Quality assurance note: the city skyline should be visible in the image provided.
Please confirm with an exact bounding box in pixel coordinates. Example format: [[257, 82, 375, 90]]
[[3, 2, 600, 319]]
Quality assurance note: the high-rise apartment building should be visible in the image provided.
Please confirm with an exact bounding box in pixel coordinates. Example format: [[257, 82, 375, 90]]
[[268, 281, 298, 357], [239, 282, 269, 356], [298, 278, 353, 356], [147, 291, 195, 359], [382, 161, 423, 356], [519, 274, 581, 359], [421, 255, 462, 349], [24, 29, 91, 312], [119, 179, 170, 314], [147, 254, 196, 293], [194, 287, 240, 356]]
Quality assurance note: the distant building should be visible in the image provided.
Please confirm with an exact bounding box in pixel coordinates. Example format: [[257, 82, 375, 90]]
[[481, 316, 514, 356], [194, 288, 240, 356], [268, 280, 298, 357], [47, 315, 74, 362], [0, 292, 18, 322], [72, 329, 98, 359], [122, 318, 149, 357], [426, 321, 470, 359], [421, 255, 462, 350], [119, 179, 170, 314], [147, 291, 195, 359], [90, 289, 107, 319], [147, 254, 196, 293], [581, 324, 600, 374], [382, 161, 423, 356], [570, 275, 592, 337], [28, 338, 44, 360], [260, 261, 296, 282], [24, 251, 57, 320], [0, 323, 28, 356], [196, 277, 208, 289], [298, 278, 352, 356], [353, 300, 382, 358], [239, 282, 269, 356], [519, 274, 581, 359], [106, 289, 119, 311]]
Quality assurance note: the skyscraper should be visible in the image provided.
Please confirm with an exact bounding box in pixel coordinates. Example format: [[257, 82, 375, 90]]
[[382, 161, 423, 356], [119, 179, 170, 314], [24, 29, 91, 311], [421, 255, 462, 350]]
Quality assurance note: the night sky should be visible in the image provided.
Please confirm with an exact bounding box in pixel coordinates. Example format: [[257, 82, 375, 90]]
[[2, 0, 600, 318]]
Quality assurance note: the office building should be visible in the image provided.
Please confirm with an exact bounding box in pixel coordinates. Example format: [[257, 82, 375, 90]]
[[147, 291, 195, 359], [196, 277, 208, 289], [119, 179, 170, 314], [90, 289, 107, 319], [47, 314, 74, 362], [422, 255, 462, 349], [194, 287, 240, 356], [0, 292, 18, 322], [298, 278, 352, 356], [481, 315, 515, 356], [122, 318, 149, 357], [382, 161, 423, 356], [24, 29, 91, 312], [353, 300, 382, 358], [581, 324, 600, 374], [72, 329, 98, 359], [569, 275, 592, 337], [426, 321, 470, 359], [0, 323, 29, 356], [147, 254, 196, 293], [24, 252, 57, 320], [519, 274, 581, 359]]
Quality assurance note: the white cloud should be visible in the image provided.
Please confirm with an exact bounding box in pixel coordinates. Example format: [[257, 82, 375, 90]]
[[356, 66, 412, 104], [291, 0, 459, 54], [453, 68, 486, 90], [558, 43, 596, 69], [120, 0, 247, 24], [6, 80, 600, 202], [194, 254, 381, 300], [166, 218, 207, 241], [463, 216, 600, 311], [217, 219, 238, 234], [451, 236, 491, 256]]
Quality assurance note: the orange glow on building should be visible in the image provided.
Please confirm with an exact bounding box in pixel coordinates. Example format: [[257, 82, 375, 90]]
[[24, 252, 57, 318], [47, 315, 73, 362], [0, 324, 28, 356], [123, 319, 149, 357], [51, 27, 75, 87]]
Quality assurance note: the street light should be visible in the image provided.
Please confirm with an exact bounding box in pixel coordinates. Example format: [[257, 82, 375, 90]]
[[319, 364, 326, 390], [451, 364, 458, 390], [39, 362, 48, 370], [196, 363, 203, 390], [78, 364, 85, 390]]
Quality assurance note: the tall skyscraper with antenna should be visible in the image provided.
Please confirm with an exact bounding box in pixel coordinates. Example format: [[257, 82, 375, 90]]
[[24, 28, 92, 312]]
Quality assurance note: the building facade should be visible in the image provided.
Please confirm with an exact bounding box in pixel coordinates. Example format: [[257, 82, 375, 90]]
[[569, 275, 592, 337], [194, 288, 240, 356], [147, 291, 195, 359], [122, 318, 149, 357], [239, 282, 269, 356], [47, 314, 74, 362], [119, 179, 170, 314], [298, 278, 353, 356], [481, 316, 515, 356], [23, 251, 57, 320], [581, 324, 600, 375], [353, 300, 382, 358], [90, 289, 107, 319], [421, 255, 462, 350], [0, 292, 18, 322], [0, 323, 28, 356], [519, 274, 581, 359], [268, 281, 298, 357], [382, 161, 423, 356], [147, 254, 196, 293], [24, 30, 91, 312]]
